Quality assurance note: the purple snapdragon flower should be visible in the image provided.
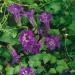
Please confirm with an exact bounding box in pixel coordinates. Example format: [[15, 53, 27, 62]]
[[8, 4, 23, 25], [46, 36, 60, 50], [39, 12, 52, 30], [19, 30, 34, 45], [11, 49, 20, 64], [19, 30, 40, 54], [20, 67, 35, 75], [23, 40, 40, 54], [7, 44, 20, 64], [21, 9, 37, 26]]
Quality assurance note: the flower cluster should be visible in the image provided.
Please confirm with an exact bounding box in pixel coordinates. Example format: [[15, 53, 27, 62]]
[[8, 4, 36, 26], [8, 4, 23, 25], [39, 12, 52, 30], [20, 67, 35, 75], [38, 13, 52, 36], [7, 4, 61, 73], [46, 36, 60, 50], [19, 30, 40, 54]]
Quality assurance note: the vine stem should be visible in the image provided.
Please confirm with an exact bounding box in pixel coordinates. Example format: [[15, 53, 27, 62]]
[[64, 34, 71, 61]]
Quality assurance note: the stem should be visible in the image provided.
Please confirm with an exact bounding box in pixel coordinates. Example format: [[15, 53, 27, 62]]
[[7, 44, 14, 53], [64, 35, 71, 61]]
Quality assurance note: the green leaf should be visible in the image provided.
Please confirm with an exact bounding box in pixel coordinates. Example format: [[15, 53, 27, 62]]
[[65, 39, 72, 46], [71, 61, 75, 69], [45, 3, 61, 14], [56, 60, 68, 73], [57, 60, 68, 69], [68, 20, 75, 35], [0, 65, 3, 71], [48, 29, 60, 35], [40, 45, 48, 51], [56, 66, 66, 73], [43, 54, 51, 64], [29, 59, 41, 67], [14, 65, 20, 74], [50, 56, 57, 64], [68, 7, 75, 36], [49, 68, 56, 74], [19, 62, 27, 68], [0, 60, 3, 65], [59, 17, 65, 24], [2, 50, 11, 61], [6, 66, 14, 75], [35, 66, 45, 74], [0, 28, 19, 45], [29, 55, 41, 67]]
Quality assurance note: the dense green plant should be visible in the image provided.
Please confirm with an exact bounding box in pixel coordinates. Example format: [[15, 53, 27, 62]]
[[0, 0, 75, 75]]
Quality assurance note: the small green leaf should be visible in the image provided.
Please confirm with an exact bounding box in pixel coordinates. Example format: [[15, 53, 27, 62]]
[[57, 60, 68, 69], [49, 68, 56, 74], [40, 45, 48, 51], [56, 66, 65, 73], [0, 28, 19, 45], [71, 61, 75, 69], [50, 56, 57, 64], [6, 66, 14, 75], [0, 65, 3, 71], [14, 66, 20, 74], [35, 66, 45, 74], [48, 29, 60, 35], [29, 55, 41, 67], [43, 54, 51, 64], [2, 50, 11, 61]]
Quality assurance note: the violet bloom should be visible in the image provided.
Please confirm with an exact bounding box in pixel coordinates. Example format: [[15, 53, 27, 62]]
[[19, 30, 40, 54], [11, 50, 20, 64], [23, 40, 40, 54], [19, 30, 34, 45], [20, 67, 35, 75], [21, 9, 37, 26], [38, 28, 43, 36], [46, 36, 60, 50], [39, 12, 52, 30], [7, 44, 20, 64], [8, 4, 23, 25]]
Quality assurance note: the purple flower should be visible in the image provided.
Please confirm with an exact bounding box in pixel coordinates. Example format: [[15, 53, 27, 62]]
[[19, 30, 34, 44], [38, 27, 47, 36], [19, 30, 40, 54], [20, 67, 35, 75], [39, 12, 52, 30], [23, 41, 40, 54], [7, 44, 20, 64], [8, 4, 23, 24], [46, 36, 60, 50], [11, 50, 20, 64], [21, 9, 36, 26], [38, 28, 43, 36]]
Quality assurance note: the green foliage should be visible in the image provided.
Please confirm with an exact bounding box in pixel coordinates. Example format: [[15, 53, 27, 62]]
[[14, 65, 20, 74], [6, 66, 14, 75], [0, 65, 3, 71], [0, 27, 19, 45], [40, 45, 48, 51], [45, 2, 61, 14], [49, 68, 56, 74], [48, 29, 60, 35], [0, 0, 74, 75], [29, 54, 41, 67], [2, 50, 11, 61]]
